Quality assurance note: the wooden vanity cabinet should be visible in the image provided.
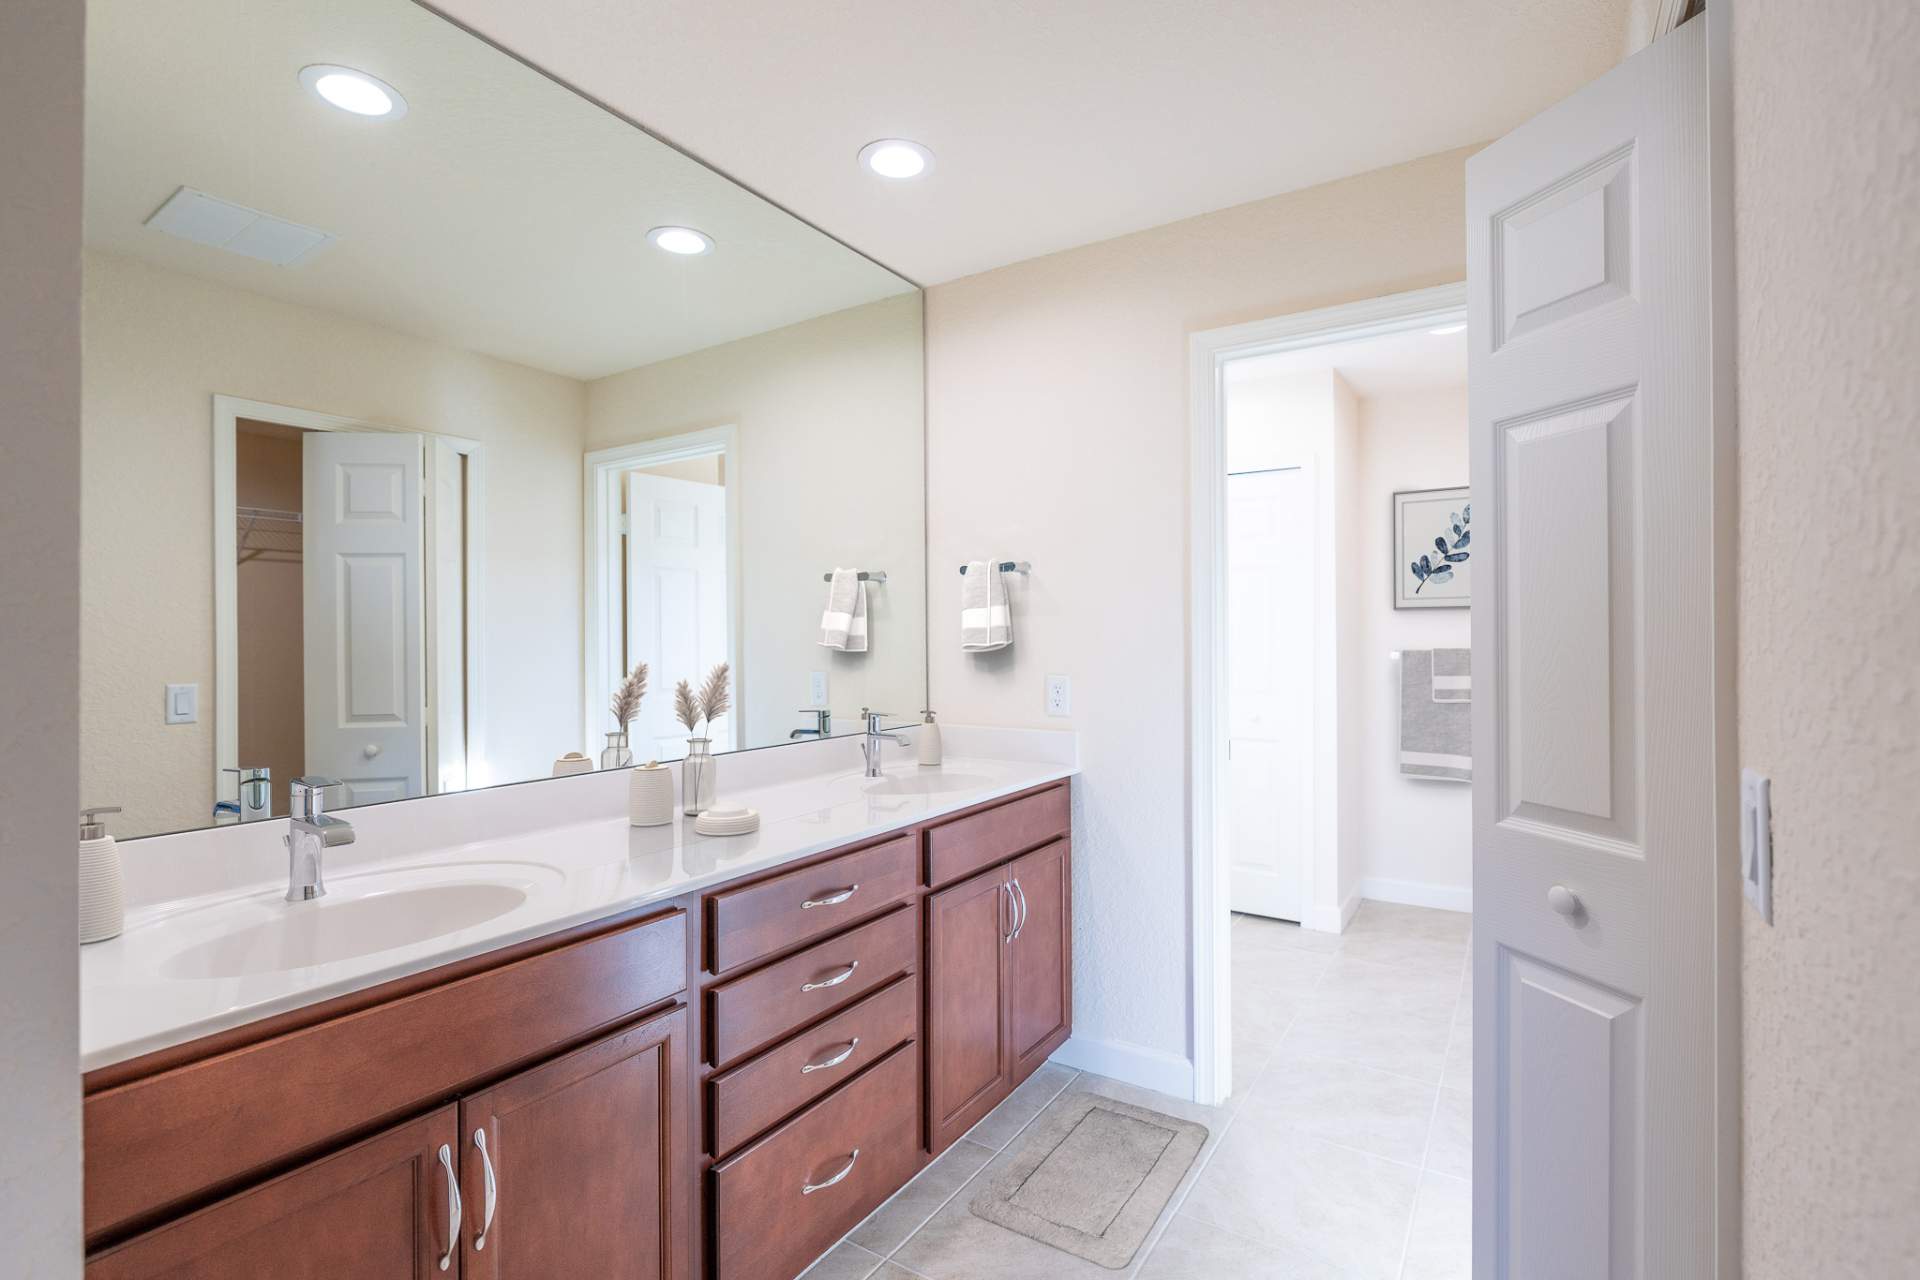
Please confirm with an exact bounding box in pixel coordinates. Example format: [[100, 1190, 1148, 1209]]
[[85, 1105, 462, 1280], [925, 835, 1073, 1156]]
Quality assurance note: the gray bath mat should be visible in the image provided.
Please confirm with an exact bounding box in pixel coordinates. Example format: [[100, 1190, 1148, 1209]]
[[968, 1092, 1209, 1269]]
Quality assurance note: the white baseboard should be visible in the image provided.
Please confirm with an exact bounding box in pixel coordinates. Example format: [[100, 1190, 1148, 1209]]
[[1300, 886, 1364, 934], [1049, 1036, 1195, 1100], [1359, 876, 1473, 914]]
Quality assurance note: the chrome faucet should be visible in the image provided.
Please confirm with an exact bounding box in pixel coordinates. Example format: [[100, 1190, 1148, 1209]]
[[285, 776, 354, 902], [791, 708, 832, 740], [861, 710, 910, 779]]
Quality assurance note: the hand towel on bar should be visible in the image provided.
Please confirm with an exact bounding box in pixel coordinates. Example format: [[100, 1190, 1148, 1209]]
[[1430, 648, 1471, 703], [960, 561, 1012, 652], [1400, 649, 1471, 781], [818, 568, 868, 652]]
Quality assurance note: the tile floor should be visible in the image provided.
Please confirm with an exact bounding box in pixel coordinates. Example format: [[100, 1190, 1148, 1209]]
[[803, 900, 1472, 1280]]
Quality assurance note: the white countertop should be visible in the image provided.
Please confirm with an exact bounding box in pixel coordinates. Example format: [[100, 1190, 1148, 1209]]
[[82, 739, 1075, 1073]]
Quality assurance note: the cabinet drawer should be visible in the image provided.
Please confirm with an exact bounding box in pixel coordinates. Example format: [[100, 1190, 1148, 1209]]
[[711, 1043, 922, 1280], [85, 909, 686, 1244], [707, 905, 917, 1068], [709, 974, 918, 1158], [707, 833, 917, 974], [925, 783, 1070, 888]]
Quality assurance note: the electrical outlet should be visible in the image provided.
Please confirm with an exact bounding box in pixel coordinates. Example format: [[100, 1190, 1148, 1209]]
[[1740, 768, 1773, 924], [809, 671, 828, 708], [1045, 673, 1071, 717]]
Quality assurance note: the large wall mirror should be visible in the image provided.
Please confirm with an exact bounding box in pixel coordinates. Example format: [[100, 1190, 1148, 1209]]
[[81, 0, 926, 840]]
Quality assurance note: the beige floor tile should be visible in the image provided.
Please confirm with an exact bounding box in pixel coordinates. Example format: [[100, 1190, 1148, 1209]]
[[963, 1062, 1079, 1150], [1311, 955, 1464, 1020], [1425, 1086, 1471, 1180], [1134, 1212, 1352, 1279], [1180, 1122, 1419, 1280], [849, 1139, 995, 1255], [801, 1239, 887, 1280], [871, 1266, 930, 1280], [1440, 1009, 1473, 1097], [1346, 901, 1472, 944], [1233, 911, 1345, 955], [1401, 1171, 1472, 1280], [1244, 1054, 1438, 1167], [1328, 927, 1470, 977], [1278, 1001, 1455, 1083]]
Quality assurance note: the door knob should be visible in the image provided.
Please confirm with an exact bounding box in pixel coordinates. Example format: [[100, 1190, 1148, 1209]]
[[1547, 885, 1582, 917], [364, 743, 381, 759]]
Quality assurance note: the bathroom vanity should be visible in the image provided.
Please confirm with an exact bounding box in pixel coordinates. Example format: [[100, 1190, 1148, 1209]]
[[80, 757, 1073, 1280]]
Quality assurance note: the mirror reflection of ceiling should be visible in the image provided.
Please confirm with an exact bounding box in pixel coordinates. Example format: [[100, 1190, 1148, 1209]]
[[83, 0, 914, 381]]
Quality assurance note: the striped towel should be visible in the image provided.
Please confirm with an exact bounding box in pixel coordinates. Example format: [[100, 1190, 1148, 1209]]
[[960, 561, 1012, 652], [1431, 648, 1470, 702], [1400, 649, 1470, 781], [818, 568, 868, 652]]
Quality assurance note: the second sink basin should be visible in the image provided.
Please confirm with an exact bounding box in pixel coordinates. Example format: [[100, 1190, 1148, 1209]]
[[160, 872, 544, 980], [862, 771, 994, 797]]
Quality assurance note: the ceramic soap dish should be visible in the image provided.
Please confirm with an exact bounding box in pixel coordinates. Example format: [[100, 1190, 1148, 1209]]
[[693, 806, 761, 837]]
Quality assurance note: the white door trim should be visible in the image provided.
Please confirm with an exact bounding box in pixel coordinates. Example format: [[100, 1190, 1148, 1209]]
[[212, 395, 486, 809], [582, 425, 741, 753], [1187, 282, 1466, 1106]]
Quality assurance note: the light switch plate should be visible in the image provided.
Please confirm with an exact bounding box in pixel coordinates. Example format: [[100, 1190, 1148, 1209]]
[[809, 671, 828, 708], [1740, 767, 1772, 924], [1044, 673, 1071, 717], [165, 683, 199, 725]]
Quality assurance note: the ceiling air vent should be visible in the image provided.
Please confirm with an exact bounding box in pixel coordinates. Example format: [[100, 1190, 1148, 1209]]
[[143, 187, 337, 266]]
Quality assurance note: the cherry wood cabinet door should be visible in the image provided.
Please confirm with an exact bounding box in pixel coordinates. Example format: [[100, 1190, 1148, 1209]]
[[1008, 839, 1073, 1083], [925, 864, 1012, 1155], [458, 1007, 689, 1280], [86, 1105, 461, 1280]]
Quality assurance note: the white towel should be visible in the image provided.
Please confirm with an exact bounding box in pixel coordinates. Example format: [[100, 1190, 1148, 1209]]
[[819, 568, 868, 652], [1430, 648, 1471, 703], [960, 561, 1012, 652], [1399, 649, 1471, 781]]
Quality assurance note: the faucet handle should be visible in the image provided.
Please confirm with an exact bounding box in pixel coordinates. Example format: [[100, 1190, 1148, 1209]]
[[291, 776, 341, 821]]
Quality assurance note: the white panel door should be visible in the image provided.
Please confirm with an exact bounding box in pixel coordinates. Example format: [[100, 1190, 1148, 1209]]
[[625, 471, 729, 758], [1226, 466, 1310, 922], [302, 430, 426, 808], [1469, 18, 1718, 1278]]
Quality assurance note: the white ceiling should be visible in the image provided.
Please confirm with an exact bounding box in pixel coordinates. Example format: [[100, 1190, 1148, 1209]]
[[84, 0, 912, 380], [1226, 325, 1467, 400], [434, 0, 1628, 284]]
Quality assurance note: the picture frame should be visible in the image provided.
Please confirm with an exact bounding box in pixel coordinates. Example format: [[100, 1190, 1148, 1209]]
[[1393, 486, 1471, 609]]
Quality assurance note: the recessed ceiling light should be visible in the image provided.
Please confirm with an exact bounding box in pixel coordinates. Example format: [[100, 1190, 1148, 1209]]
[[300, 64, 408, 119], [647, 226, 714, 256], [859, 139, 934, 180], [1428, 323, 1467, 336]]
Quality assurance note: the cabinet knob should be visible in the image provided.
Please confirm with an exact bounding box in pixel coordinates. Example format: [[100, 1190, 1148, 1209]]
[[1547, 885, 1582, 918]]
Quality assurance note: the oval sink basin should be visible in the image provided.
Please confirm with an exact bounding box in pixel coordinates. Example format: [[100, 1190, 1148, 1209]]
[[161, 882, 529, 979], [862, 772, 994, 797]]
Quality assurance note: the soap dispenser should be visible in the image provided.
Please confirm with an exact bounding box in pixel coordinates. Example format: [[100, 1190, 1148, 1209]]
[[915, 710, 943, 767], [79, 805, 125, 945]]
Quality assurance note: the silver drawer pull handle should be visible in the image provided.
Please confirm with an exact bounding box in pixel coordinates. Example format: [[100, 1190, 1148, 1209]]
[[472, 1127, 497, 1250], [436, 1143, 462, 1273], [1011, 878, 1029, 940], [801, 960, 859, 992], [801, 1148, 861, 1195], [801, 1037, 860, 1074], [802, 884, 859, 909]]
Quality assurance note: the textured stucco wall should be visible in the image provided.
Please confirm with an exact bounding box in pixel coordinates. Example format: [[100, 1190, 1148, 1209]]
[[926, 150, 1472, 1072], [1733, 0, 1920, 1273], [0, 0, 84, 1272]]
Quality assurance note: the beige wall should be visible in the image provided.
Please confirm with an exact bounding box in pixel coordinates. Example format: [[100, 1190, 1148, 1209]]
[[1357, 386, 1472, 901], [82, 250, 588, 837], [588, 293, 927, 749], [1733, 0, 1920, 1273], [0, 0, 83, 1270], [926, 148, 1472, 1066]]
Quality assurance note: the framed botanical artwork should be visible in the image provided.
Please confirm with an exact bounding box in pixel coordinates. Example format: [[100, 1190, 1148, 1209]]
[[1394, 486, 1472, 609]]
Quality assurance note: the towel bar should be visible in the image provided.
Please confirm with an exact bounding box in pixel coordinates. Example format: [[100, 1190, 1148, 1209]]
[[959, 561, 1031, 575], [821, 570, 887, 583]]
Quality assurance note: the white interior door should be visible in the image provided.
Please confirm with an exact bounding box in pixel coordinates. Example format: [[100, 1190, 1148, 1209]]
[[625, 470, 729, 758], [1226, 466, 1310, 921], [425, 438, 467, 794], [1469, 18, 1720, 1278], [302, 430, 426, 807]]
